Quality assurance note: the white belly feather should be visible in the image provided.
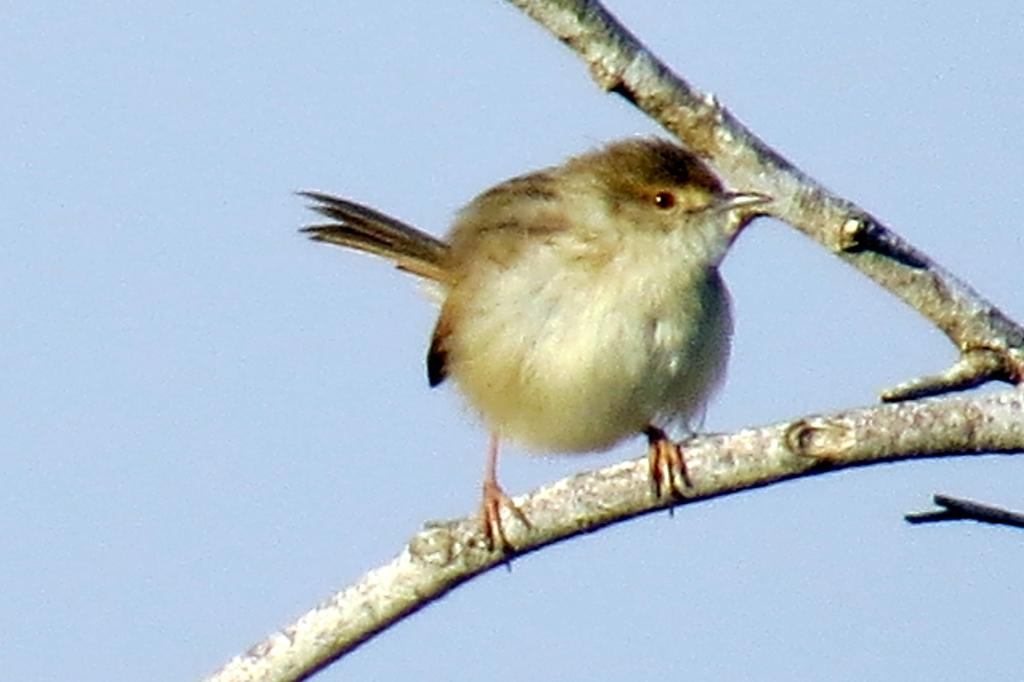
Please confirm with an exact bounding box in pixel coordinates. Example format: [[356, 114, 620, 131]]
[[445, 231, 732, 453]]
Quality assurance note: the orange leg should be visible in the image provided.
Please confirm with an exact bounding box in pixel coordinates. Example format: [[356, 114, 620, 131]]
[[481, 433, 530, 550], [644, 425, 693, 498]]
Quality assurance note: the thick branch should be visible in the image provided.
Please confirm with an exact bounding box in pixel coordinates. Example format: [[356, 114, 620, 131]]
[[203, 388, 1024, 682], [505, 0, 1024, 395]]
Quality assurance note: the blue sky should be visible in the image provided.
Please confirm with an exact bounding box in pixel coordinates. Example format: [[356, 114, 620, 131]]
[[3, 2, 1023, 680]]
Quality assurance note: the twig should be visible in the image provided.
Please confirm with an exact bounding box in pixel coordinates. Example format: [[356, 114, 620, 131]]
[[906, 494, 1024, 528]]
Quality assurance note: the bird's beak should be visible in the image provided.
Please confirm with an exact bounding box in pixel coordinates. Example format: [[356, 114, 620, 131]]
[[716, 191, 772, 213], [715, 191, 771, 244]]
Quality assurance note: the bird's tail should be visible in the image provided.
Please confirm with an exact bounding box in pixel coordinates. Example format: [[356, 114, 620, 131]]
[[299, 191, 451, 283]]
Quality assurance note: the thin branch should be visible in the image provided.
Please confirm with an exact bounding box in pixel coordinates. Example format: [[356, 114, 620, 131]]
[[504, 0, 1024, 396], [906, 494, 1024, 528], [203, 388, 1024, 682], [881, 349, 1010, 402]]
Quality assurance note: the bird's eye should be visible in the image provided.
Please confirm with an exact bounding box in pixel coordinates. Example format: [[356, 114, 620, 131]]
[[653, 191, 676, 209]]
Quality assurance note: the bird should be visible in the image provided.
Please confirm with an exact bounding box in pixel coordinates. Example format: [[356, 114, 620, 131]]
[[300, 138, 769, 548]]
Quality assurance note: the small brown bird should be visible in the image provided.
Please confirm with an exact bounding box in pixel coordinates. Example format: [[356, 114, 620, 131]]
[[301, 138, 768, 548]]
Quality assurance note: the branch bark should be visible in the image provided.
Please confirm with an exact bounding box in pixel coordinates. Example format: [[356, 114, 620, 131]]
[[204, 388, 1024, 682]]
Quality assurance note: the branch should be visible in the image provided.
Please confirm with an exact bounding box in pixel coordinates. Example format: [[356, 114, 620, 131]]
[[504, 0, 1024, 397], [210, 3, 1024, 680], [203, 388, 1024, 682], [906, 494, 1024, 528]]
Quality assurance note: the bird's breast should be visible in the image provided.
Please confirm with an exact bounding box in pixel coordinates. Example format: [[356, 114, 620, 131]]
[[441, 232, 731, 453]]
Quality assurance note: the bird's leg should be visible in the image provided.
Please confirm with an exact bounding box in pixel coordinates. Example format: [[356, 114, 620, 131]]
[[644, 425, 693, 498], [481, 433, 530, 550]]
